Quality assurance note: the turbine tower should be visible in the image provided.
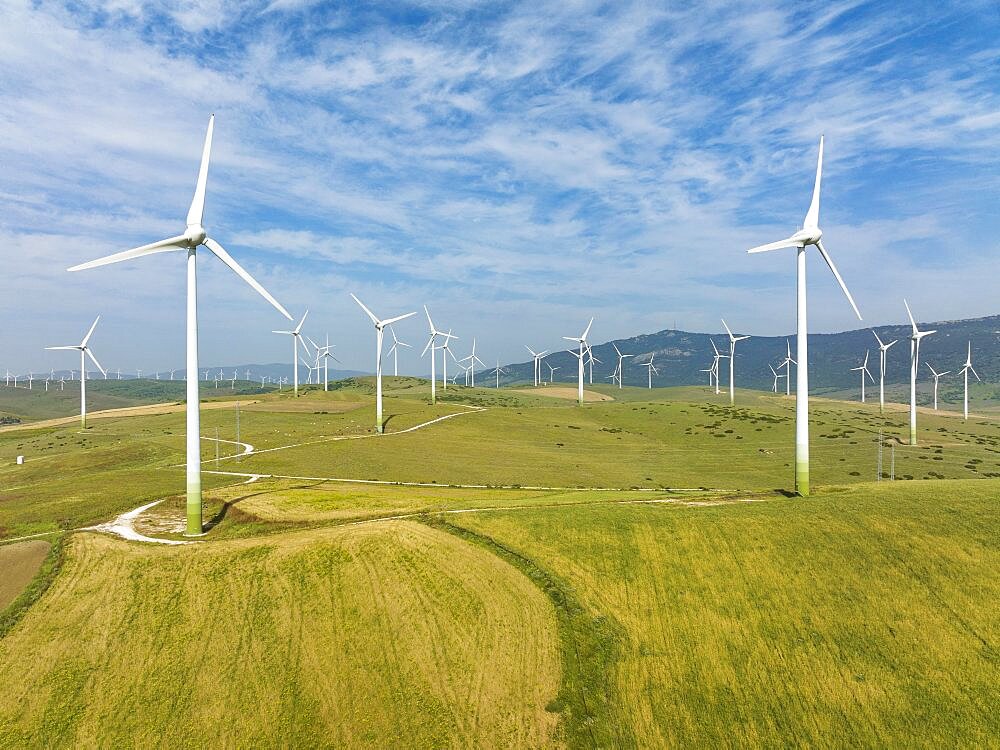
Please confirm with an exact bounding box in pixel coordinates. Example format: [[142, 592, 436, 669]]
[[67, 116, 292, 535], [872, 330, 898, 415], [491, 360, 508, 389], [525, 346, 547, 387], [459, 338, 485, 387], [273, 310, 309, 397], [351, 293, 415, 433], [421, 306, 454, 404], [769, 364, 780, 393], [958, 341, 980, 420], [387, 326, 411, 377], [925, 363, 950, 411], [904, 299, 935, 446], [720, 319, 749, 406], [748, 136, 862, 495], [850, 350, 874, 403], [640, 354, 659, 389], [710, 340, 728, 395], [45, 316, 106, 428], [611, 343, 633, 389], [563, 317, 593, 404]]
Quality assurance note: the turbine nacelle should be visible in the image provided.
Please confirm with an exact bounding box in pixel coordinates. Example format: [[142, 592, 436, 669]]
[[184, 224, 208, 247]]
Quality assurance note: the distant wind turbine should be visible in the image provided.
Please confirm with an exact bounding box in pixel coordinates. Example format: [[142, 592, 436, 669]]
[[925, 363, 950, 411], [904, 299, 935, 445], [459, 338, 485, 387], [273, 310, 309, 397], [850, 350, 875, 403], [45, 315, 105, 428], [491, 360, 508, 389], [958, 341, 980, 420], [564, 317, 594, 404], [640, 354, 659, 389], [66, 115, 292, 536], [611, 342, 633, 389], [720, 319, 749, 406], [748, 136, 862, 495], [387, 326, 411, 377], [421, 306, 454, 404], [872, 330, 898, 415], [351, 293, 415, 433], [525, 346, 548, 387]]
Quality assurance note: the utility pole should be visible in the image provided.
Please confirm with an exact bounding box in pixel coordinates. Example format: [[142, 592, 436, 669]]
[[877, 429, 883, 481], [235, 401, 241, 463]]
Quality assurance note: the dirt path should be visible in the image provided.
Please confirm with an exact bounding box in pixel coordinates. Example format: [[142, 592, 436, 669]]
[[0, 399, 262, 433]]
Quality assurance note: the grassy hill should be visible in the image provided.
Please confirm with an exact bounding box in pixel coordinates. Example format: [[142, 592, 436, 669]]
[[0, 380, 996, 745]]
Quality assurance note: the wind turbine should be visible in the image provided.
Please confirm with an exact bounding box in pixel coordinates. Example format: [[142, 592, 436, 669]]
[[904, 299, 935, 445], [709, 340, 728, 395], [779, 340, 795, 396], [850, 350, 875, 403], [769, 364, 780, 393], [546, 362, 559, 384], [387, 326, 411, 377], [45, 315, 106, 428], [351, 293, 415, 433], [586, 348, 601, 384], [872, 330, 898, 415], [958, 341, 980, 420], [611, 342, 633, 389], [458, 339, 485, 387], [525, 346, 547, 387], [491, 360, 508, 389], [421, 306, 454, 404], [440, 329, 458, 390], [311, 334, 339, 391], [720, 320, 749, 406], [563, 318, 593, 404], [640, 354, 659, 389], [67, 115, 292, 536], [748, 136, 862, 495], [925, 363, 950, 411], [273, 310, 309, 397]]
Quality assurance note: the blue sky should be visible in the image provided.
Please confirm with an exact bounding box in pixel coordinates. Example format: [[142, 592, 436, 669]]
[[2, 0, 999, 374]]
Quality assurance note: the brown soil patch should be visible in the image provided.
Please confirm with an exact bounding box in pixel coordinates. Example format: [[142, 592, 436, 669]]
[[0, 540, 50, 609], [0, 400, 262, 433], [511, 386, 614, 402]]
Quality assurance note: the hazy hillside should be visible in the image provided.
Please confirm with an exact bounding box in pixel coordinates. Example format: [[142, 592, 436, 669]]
[[497, 315, 1000, 394]]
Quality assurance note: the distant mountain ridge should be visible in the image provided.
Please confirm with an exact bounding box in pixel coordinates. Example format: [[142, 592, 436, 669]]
[[498, 315, 1000, 392]]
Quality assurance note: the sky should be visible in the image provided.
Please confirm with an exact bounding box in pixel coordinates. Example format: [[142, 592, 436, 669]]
[[2, 0, 999, 375]]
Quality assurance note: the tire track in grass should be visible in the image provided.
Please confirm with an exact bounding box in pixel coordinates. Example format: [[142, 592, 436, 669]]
[[419, 514, 633, 749]]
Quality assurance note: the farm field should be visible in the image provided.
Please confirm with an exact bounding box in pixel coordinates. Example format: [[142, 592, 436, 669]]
[[0, 380, 997, 747]]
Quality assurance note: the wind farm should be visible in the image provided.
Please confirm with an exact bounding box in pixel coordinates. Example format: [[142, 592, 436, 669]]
[[2, 3, 999, 748]]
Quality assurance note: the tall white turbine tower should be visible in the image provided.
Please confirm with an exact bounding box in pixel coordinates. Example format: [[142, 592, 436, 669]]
[[872, 330, 898, 415], [903, 299, 935, 446], [421, 306, 454, 404], [273, 310, 309, 397], [67, 116, 292, 536], [958, 341, 980, 420], [387, 326, 411, 377], [45, 315, 104, 429], [611, 343, 633, 389], [850, 350, 874, 403], [351, 293, 415, 433], [563, 318, 593, 404], [491, 360, 508, 389], [925, 364, 950, 411], [586, 348, 601, 384], [720, 320, 749, 406], [748, 136, 862, 496], [525, 346, 547, 387], [710, 340, 728, 395], [459, 339, 485, 387], [640, 354, 659, 389]]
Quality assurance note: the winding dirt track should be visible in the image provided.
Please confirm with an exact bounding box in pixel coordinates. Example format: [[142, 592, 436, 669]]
[[0, 400, 261, 433]]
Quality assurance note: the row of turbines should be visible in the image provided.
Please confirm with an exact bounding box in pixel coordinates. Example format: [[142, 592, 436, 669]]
[[46, 116, 988, 533]]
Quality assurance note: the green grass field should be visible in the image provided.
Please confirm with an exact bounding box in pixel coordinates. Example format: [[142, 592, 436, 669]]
[[0, 379, 997, 746]]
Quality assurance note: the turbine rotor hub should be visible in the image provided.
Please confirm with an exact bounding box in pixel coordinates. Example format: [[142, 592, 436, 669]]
[[184, 225, 207, 247]]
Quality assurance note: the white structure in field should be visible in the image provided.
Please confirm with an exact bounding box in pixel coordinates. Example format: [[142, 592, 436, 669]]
[[958, 341, 980, 420], [872, 330, 898, 414], [925, 363, 949, 411], [850, 350, 874, 403], [563, 318, 594, 404], [273, 310, 309, 397], [45, 316, 106, 427], [351, 293, 415, 433], [748, 136, 862, 496], [720, 319, 749, 406], [67, 115, 292, 536], [903, 299, 934, 445]]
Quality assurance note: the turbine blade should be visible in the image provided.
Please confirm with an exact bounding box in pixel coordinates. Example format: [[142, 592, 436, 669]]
[[186, 114, 214, 227], [721, 319, 733, 338], [971, 366, 981, 381], [86, 348, 106, 376], [204, 238, 292, 320], [350, 293, 380, 325], [45, 345, 78, 351], [80, 315, 101, 347], [68, 234, 188, 272], [293, 309, 310, 334], [804, 134, 823, 229], [747, 237, 801, 254], [903, 298, 917, 333], [581, 317, 594, 340], [383, 311, 416, 327], [421, 335, 434, 357], [816, 239, 861, 320]]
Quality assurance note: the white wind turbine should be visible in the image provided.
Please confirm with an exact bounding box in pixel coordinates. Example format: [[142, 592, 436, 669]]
[[421, 306, 455, 404], [720, 320, 749, 406], [458, 338, 485, 387], [546, 362, 559, 384], [311, 334, 339, 391], [640, 354, 659, 389], [67, 115, 292, 536], [273, 310, 309, 397], [872, 330, 898, 415], [491, 360, 508, 389], [387, 326, 411, 377], [903, 299, 935, 445], [710, 340, 728, 395], [563, 318, 594, 404], [45, 316, 106, 428], [769, 364, 780, 393], [586, 348, 601, 384], [525, 346, 548, 387], [850, 350, 875, 403], [779, 339, 795, 396], [440, 329, 458, 390], [351, 293, 415, 433], [748, 136, 862, 495], [611, 342, 633, 389], [925, 363, 950, 411], [958, 341, 980, 420]]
